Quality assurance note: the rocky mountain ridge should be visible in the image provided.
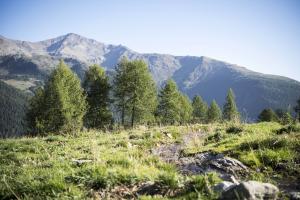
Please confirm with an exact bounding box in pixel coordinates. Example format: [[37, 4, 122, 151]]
[[1, 33, 300, 120]]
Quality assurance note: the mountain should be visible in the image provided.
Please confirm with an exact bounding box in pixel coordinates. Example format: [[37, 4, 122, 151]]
[[1, 33, 300, 121], [0, 80, 29, 137]]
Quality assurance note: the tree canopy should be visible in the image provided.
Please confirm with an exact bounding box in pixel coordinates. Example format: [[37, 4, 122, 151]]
[[27, 60, 87, 134], [258, 108, 278, 122], [207, 100, 222, 123], [113, 58, 157, 127], [223, 88, 240, 122], [83, 64, 112, 129], [192, 95, 208, 123], [157, 79, 181, 124]]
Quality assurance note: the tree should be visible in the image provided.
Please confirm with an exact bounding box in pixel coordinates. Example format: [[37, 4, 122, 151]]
[[157, 79, 181, 124], [281, 111, 293, 125], [113, 58, 130, 125], [178, 94, 193, 124], [258, 108, 278, 122], [275, 108, 293, 125], [113, 58, 157, 127], [127, 60, 157, 127], [83, 64, 112, 129], [294, 97, 300, 122], [223, 88, 240, 122], [27, 60, 87, 134], [207, 100, 222, 123], [192, 95, 208, 123], [27, 87, 45, 134]]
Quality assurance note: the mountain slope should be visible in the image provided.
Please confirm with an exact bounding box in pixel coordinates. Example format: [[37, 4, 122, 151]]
[[0, 80, 29, 137], [0, 33, 300, 120]]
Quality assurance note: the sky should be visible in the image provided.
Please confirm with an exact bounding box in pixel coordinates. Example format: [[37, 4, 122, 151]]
[[1, 0, 300, 81]]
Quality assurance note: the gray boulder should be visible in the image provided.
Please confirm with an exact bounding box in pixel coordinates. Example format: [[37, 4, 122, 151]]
[[220, 181, 279, 200], [178, 152, 248, 179], [213, 181, 237, 194]]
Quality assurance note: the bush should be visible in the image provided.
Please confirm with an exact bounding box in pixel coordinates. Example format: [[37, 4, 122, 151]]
[[226, 125, 243, 134], [188, 173, 221, 198], [259, 149, 296, 168], [276, 124, 300, 134], [158, 172, 183, 189], [206, 132, 225, 143]]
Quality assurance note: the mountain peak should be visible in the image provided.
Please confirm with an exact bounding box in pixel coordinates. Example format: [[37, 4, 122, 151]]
[[63, 33, 84, 40]]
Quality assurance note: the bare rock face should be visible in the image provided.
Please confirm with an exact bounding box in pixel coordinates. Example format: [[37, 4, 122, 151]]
[[178, 152, 248, 181], [220, 181, 279, 200]]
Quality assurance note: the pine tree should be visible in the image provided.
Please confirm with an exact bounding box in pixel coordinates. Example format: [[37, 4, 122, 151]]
[[223, 88, 240, 122], [113, 58, 130, 125], [207, 100, 222, 123], [281, 111, 293, 125], [126, 60, 157, 127], [157, 79, 181, 124], [83, 64, 112, 129], [113, 58, 157, 127], [178, 94, 193, 124], [28, 60, 87, 134], [192, 95, 208, 123], [258, 108, 278, 122], [276, 108, 293, 125]]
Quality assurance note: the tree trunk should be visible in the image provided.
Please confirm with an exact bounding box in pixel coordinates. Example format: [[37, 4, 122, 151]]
[[131, 106, 135, 128]]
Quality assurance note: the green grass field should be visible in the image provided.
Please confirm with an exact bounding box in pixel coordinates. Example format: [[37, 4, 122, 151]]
[[0, 122, 299, 199]]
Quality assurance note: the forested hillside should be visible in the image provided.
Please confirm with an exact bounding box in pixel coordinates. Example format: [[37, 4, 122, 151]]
[[0, 80, 29, 137]]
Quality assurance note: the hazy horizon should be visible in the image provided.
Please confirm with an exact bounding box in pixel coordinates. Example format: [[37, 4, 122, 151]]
[[1, 0, 300, 81]]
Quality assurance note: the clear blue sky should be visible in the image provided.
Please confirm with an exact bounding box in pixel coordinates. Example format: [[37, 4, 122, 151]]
[[1, 0, 300, 81]]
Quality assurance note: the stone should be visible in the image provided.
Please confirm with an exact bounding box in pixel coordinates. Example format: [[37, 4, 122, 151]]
[[290, 192, 300, 200], [220, 181, 279, 200], [72, 159, 92, 166], [213, 181, 237, 194], [177, 152, 248, 179]]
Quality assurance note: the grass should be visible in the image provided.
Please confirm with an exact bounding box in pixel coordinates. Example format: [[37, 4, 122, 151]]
[[0, 123, 299, 199], [183, 122, 300, 185]]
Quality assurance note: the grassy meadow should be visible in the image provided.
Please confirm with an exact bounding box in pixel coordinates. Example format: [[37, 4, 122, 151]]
[[0, 122, 299, 199]]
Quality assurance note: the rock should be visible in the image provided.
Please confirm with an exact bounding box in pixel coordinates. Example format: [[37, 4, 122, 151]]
[[72, 159, 92, 166], [220, 181, 279, 200], [208, 154, 248, 175], [136, 181, 164, 196], [290, 192, 300, 200], [177, 152, 248, 179], [213, 181, 237, 194], [228, 175, 239, 184]]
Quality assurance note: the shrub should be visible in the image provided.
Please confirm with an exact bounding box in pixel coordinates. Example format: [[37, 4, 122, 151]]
[[206, 132, 225, 143], [226, 125, 243, 134], [188, 173, 221, 198], [259, 149, 296, 168], [158, 172, 183, 189], [276, 124, 300, 134]]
